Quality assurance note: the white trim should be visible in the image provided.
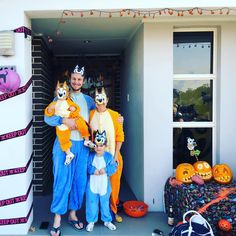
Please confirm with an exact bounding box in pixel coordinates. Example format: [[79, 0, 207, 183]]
[[173, 122, 215, 128], [173, 74, 216, 80], [173, 27, 217, 166], [174, 27, 217, 32]]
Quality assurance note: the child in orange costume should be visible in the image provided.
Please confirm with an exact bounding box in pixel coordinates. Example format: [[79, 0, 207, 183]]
[[45, 81, 95, 165]]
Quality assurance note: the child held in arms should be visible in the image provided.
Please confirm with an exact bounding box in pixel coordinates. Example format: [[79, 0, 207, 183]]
[[86, 130, 117, 232], [44, 79, 95, 166]]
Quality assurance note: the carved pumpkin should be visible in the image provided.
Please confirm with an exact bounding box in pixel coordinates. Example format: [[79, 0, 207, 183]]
[[176, 163, 195, 183], [193, 161, 212, 181], [212, 164, 233, 184]]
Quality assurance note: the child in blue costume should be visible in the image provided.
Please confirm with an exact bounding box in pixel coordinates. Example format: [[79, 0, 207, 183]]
[[86, 130, 117, 232], [44, 65, 96, 236]]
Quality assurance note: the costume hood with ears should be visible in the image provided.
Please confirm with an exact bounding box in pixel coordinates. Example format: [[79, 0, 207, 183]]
[[55, 81, 69, 100], [95, 87, 108, 105], [94, 130, 107, 145], [72, 65, 85, 76]]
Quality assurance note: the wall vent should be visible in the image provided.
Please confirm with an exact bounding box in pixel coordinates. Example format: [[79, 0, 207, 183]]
[[0, 31, 14, 56]]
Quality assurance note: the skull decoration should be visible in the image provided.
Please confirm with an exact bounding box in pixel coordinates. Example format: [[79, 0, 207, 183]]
[[176, 163, 195, 183], [212, 164, 233, 184], [193, 161, 212, 181]]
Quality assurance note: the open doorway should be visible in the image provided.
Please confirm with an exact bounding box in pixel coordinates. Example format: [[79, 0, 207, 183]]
[[31, 15, 142, 230]]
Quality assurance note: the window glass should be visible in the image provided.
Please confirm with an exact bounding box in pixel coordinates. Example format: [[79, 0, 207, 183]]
[[173, 32, 213, 74], [173, 80, 213, 122], [173, 128, 212, 169]]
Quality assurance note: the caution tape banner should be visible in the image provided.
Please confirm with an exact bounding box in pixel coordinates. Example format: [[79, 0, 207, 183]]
[[0, 119, 32, 142], [0, 77, 32, 102], [0, 182, 32, 208], [0, 154, 33, 178], [0, 204, 33, 226]]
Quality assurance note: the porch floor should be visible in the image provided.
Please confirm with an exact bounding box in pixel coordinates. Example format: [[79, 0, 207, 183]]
[[29, 178, 171, 236]]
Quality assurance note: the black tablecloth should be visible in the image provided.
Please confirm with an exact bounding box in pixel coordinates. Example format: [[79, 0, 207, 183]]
[[164, 178, 236, 233]]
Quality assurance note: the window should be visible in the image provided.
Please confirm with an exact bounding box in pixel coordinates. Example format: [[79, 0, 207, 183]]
[[173, 28, 216, 169]]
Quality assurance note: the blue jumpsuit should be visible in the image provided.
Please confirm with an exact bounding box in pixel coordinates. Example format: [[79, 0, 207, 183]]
[[44, 93, 95, 215], [86, 151, 117, 223]]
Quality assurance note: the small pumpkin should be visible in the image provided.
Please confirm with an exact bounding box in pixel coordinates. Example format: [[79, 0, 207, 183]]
[[218, 219, 232, 232], [176, 163, 195, 183], [193, 161, 212, 181], [212, 163, 233, 184]]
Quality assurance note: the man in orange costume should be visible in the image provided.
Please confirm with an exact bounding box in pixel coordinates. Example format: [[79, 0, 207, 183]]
[[89, 87, 125, 223]]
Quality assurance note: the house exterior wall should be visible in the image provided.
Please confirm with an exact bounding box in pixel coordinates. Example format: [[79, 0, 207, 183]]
[[121, 24, 144, 201], [0, 7, 33, 235], [143, 23, 173, 211], [219, 22, 236, 168], [0, 3, 236, 234]]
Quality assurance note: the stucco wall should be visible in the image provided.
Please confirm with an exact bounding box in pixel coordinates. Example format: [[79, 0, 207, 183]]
[[121, 24, 144, 201], [143, 23, 173, 211], [0, 9, 33, 235], [219, 22, 236, 170]]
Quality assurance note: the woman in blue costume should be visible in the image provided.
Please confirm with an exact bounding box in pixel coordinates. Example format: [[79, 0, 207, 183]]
[[44, 65, 95, 236]]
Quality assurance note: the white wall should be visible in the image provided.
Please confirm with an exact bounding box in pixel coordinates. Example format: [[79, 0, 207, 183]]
[[121, 25, 144, 201], [143, 23, 173, 211], [219, 22, 236, 171], [0, 6, 33, 235]]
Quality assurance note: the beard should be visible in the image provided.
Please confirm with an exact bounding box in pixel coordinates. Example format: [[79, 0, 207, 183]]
[[72, 87, 81, 92]]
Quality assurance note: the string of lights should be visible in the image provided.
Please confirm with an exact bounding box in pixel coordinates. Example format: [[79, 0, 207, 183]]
[[47, 7, 236, 43], [62, 7, 235, 18]]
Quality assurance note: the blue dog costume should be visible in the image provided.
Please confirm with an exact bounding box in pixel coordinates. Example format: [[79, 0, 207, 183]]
[[44, 66, 95, 215], [86, 131, 117, 224]]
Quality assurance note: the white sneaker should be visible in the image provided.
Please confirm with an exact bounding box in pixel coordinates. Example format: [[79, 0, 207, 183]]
[[104, 222, 116, 231], [84, 140, 96, 149], [86, 222, 94, 232], [64, 152, 74, 165]]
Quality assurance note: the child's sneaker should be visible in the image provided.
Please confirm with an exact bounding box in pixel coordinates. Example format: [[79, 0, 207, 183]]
[[115, 214, 123, 223], [104, 222, 116, 231], [84, 140, 96, 149], [86, 222, 94, 232], [64, 152, 74, 165]]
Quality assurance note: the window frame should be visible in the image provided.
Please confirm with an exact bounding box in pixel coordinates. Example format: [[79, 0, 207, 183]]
[[173, 27, 217, 166]]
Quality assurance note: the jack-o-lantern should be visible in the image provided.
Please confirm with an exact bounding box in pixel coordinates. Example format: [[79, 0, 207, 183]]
[[176, 163, 195, 183], [212, 164, 233, 184], [193, 161, 212, 181]]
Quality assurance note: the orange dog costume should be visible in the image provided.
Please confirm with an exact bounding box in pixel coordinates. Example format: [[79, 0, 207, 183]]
[[45, 81, 91, 165]]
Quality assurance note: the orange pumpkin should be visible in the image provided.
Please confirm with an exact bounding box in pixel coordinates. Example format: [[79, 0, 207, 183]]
[[176, 163, 195, 183], [193, 161, 212, 181], [212, 163, 233, 184], [218, 219, 232, 232]]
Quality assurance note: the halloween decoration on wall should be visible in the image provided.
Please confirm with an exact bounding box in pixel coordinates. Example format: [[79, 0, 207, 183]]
[[218, 219, 232, 232], [176, 163, 195, 183], [0, 69, 21, 93], [193, 161, 212, 181], [212, 163, 233, 184]]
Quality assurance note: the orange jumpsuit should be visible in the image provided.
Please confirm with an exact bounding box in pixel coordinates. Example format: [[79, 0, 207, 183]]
[[45, 99, 90, 152], [89, 108, 124, 215]]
